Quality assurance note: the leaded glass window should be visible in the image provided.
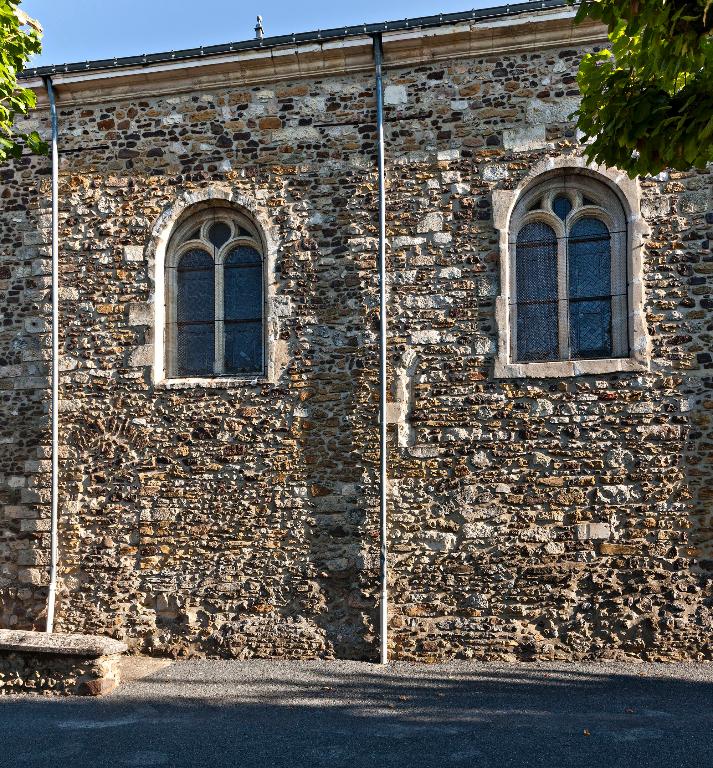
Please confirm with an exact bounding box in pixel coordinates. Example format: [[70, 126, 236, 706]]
[[176, 250, 215, 376], [515, 222, 558, 362], [552, 194, 572, 221], [568, 217, 612, 358], [166, 209, 265, 378], [509, 176, 629, 364], [224, 246, 263, 374]]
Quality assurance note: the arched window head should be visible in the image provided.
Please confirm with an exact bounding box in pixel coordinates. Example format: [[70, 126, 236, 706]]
[[166, 205, 265, 378], [509, 174, 628, 364]]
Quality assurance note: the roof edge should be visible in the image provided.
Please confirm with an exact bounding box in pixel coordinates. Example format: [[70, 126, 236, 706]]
[[22, 0, 570, 79]]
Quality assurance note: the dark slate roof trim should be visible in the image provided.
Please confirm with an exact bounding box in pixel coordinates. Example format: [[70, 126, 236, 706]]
[[23, 0, 570, 79]]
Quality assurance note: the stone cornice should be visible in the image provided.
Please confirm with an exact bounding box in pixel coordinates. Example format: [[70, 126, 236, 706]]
[[26, 9, 606, 108]]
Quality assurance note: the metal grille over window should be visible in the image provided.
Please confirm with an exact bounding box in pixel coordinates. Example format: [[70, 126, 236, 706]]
[[508, 174, 630, 365], [224, 247, 263, 374], [176, 250, 214, 376], [569, 218, 612, 358], [208, 222, 231, 249], [552, 194, 572, 221], [166, 208, 265, 379], [515, 222, 558, 362]]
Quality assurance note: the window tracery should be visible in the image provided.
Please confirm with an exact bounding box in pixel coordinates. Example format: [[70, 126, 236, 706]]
[[509, 175, 629, 364], [166, 209, 265, 378]]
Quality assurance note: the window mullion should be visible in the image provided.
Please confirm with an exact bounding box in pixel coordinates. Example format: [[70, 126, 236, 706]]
[[557, 231, 569, 360]]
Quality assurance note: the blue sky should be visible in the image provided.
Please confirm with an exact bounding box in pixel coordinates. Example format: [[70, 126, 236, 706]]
[[22, 0, 496, 67]]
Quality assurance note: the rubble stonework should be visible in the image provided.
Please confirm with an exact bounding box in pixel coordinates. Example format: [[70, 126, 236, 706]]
[[0, 9, 712, 661], [0, 630, 126, 695]]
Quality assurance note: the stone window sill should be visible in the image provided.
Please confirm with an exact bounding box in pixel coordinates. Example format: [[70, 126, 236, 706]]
[[494, 357, 649, 379], [156, 375, 270, 390]]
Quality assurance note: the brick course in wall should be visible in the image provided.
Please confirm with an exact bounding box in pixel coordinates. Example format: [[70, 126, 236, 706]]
[[0, 8, 711, 661]]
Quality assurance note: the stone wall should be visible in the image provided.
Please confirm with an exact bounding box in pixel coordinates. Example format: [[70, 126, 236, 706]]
[[0, 651, 121, 695], [0, 139, 53, 628], [0, 630, 126, 695], [1, 30, 712, 660]]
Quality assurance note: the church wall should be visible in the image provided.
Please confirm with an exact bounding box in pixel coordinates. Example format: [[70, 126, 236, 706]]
[[1, 35, 712, 660], [0, 132, 54, 629]]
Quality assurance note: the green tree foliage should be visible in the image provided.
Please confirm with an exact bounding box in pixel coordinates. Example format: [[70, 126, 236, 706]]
[[574, 0, 713, 177], [0, 0, 45, 161]]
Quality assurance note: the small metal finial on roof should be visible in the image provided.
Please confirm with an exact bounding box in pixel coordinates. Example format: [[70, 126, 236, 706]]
[[255, 15, 264, 40]]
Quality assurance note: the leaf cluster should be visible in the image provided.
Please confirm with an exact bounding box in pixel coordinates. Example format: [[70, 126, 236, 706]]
[[0, 0, 46, 162], [573, 0, 713, 176]]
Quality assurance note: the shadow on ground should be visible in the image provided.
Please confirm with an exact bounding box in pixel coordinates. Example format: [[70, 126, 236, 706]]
[[1, 660, 711, 768]]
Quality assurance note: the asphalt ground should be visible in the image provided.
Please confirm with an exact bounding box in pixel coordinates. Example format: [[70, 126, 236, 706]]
[[0, 659, 711, 768]]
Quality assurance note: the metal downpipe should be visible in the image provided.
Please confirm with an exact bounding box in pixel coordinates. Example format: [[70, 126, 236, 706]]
[[43, 76, 59, 634], [372, 33, 388, 665]]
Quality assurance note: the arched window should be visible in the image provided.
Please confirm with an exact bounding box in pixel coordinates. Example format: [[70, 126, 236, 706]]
[[166, 207, 264, 378], [510, 175, 628, 364]]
